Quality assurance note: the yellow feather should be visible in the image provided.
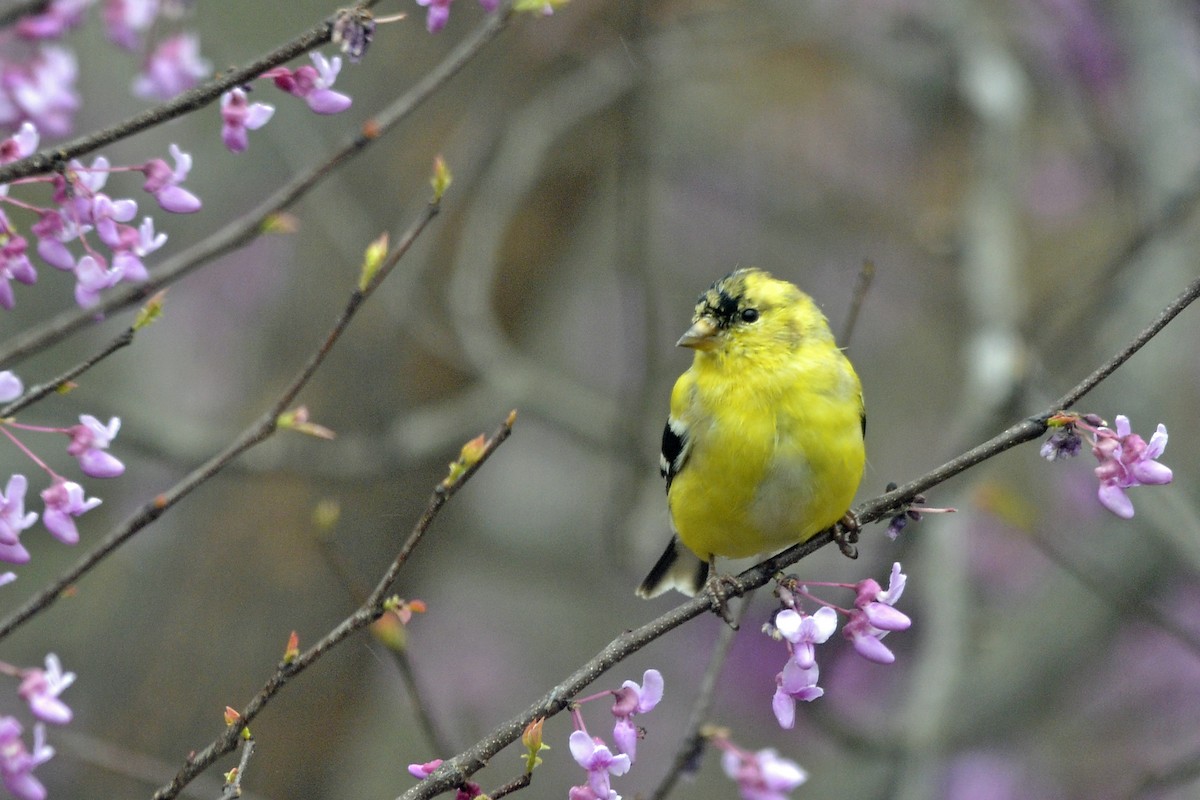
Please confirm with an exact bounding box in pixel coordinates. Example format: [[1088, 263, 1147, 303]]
[[638, 268, 865, 597]]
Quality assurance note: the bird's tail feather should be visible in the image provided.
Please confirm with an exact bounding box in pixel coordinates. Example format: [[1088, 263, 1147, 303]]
[[636, 537, 708, 598]]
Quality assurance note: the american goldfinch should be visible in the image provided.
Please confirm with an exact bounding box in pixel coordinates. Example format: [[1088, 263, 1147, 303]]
[[637, 268, 866, 598]]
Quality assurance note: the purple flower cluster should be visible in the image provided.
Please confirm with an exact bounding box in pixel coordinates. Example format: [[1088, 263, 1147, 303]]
[[0, 124, 198, 310], [1039, 412, 1173, 519], [0, 718, 54, 800], [567, 669, 662, 800], [409, 670, 664, 800], [1091, 415, 1172, 519], [219, 52, 354, 154], [768, 564, 911, 729], [4, 0, 213, 136], [0, 371, 119, 560], [0, 653, 75, 800], [713, 736, 807, 800]]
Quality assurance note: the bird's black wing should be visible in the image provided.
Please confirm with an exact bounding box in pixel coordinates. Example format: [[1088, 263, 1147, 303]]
[[659, 416, 689, 492]]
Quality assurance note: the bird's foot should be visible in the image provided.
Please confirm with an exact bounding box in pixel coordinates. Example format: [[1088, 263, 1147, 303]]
[[833, 511, 861, 559], [704, 558, 742, 628]]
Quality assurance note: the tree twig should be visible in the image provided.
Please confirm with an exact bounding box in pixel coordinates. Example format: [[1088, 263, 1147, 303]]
[[0, 0, 387, 186], [0, 2, 515, 369], [839, 258, 875, 348], [0, 199, 443, 644], [151, 410, 518, 800]]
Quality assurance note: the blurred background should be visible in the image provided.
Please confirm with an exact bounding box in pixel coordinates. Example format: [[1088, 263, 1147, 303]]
[[2, 0, 1200, 798]]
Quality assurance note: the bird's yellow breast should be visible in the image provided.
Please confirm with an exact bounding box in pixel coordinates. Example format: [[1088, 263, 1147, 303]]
[[667, 343, 864, 560]]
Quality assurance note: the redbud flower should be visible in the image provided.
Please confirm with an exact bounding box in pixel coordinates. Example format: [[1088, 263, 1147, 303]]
[[0, 123, 39, 169], [66, 415, 125, 478], [844, 563, 910, 664], [0, 215, 36, 310], [720, 745, 807, 800], [610, 668, 662, 762], [0, 475, 37, 547], [0, 718, 53, 800], [31, 211, 81, 272], [141, 144, 201, 213], [775, 606, 836, 670], [104, 0, 159, 50], [5, 46, 80, 137], [0, 372, 22, 403], [133, 33, 211, 99], [18, 655, 75, 725], [569, 731, 630, 800], [90, 193, 139, 248], [40, 479, 101, 545], [73, 254, 122, 307], [220, 88, 274, 153], [416, 0, 454, 32], [408, 759, 443, 779], [1091, 415, 1172, 519], [771, 659, 822, 729], [109, 216, 165, 282], [263, 53, 352, 115], [16, 0, 89, 40]]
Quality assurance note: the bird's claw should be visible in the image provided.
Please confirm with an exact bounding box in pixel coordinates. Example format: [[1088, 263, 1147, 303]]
[[833, 511, 861, 559], [704, 567, 742, 629]]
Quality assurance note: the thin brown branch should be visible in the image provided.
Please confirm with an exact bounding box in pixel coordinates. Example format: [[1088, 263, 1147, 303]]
[[151, 411, 517, 800], [317, 537, 456, 756], [488, 773, 532, 800], [397, 273, 1200, 800], [0, 323, 135, 417], [0, 0, 386, 186], [0, 200, 442, 644], [0, 1, 514, 369], [839, 258, 875, 348], [216, 735, 256, 800]]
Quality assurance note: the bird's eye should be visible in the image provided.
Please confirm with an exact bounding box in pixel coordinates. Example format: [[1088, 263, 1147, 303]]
[[740, 307, 760, 323]]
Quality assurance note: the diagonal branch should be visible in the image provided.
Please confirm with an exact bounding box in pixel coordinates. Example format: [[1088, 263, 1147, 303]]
[[398, 273, 1200, 800], [0, 2, 514, 368], [152, 410, 517, 800], [0, 0, 385, 185], [0, 198, 442, 644]]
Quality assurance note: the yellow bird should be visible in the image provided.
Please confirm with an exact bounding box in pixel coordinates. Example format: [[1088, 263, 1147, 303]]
[[637, 268, 866, 598]]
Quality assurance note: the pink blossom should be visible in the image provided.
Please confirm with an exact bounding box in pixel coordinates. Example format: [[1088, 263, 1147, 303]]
[[103, 0, 160, 50], [0, 718, 53, 800], [2, 46, 80, 137], [133, 33, 211, 100], [15, 0, 89, 40], [569, 731, 629, 800], [40, 479, 101, 544], [1091, 415, 1172, 519], [141, 144, 201, 213], [0, 475, 37, 547], [407, 759, 442, 779], [263, 53, 352, 114], [610, 668, 662, 761], [18, 655, 75, 725], [66, 415, 124, 478], [220, 88, 274, 153], [720, 746, 807, 800], [0, 372, 22, 403]]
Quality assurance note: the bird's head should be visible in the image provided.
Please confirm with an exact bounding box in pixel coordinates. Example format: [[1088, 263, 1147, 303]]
[[677, 268, 833, 362]]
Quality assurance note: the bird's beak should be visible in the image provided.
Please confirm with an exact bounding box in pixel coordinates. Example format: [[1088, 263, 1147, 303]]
[[676, 317, 719, 350]]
